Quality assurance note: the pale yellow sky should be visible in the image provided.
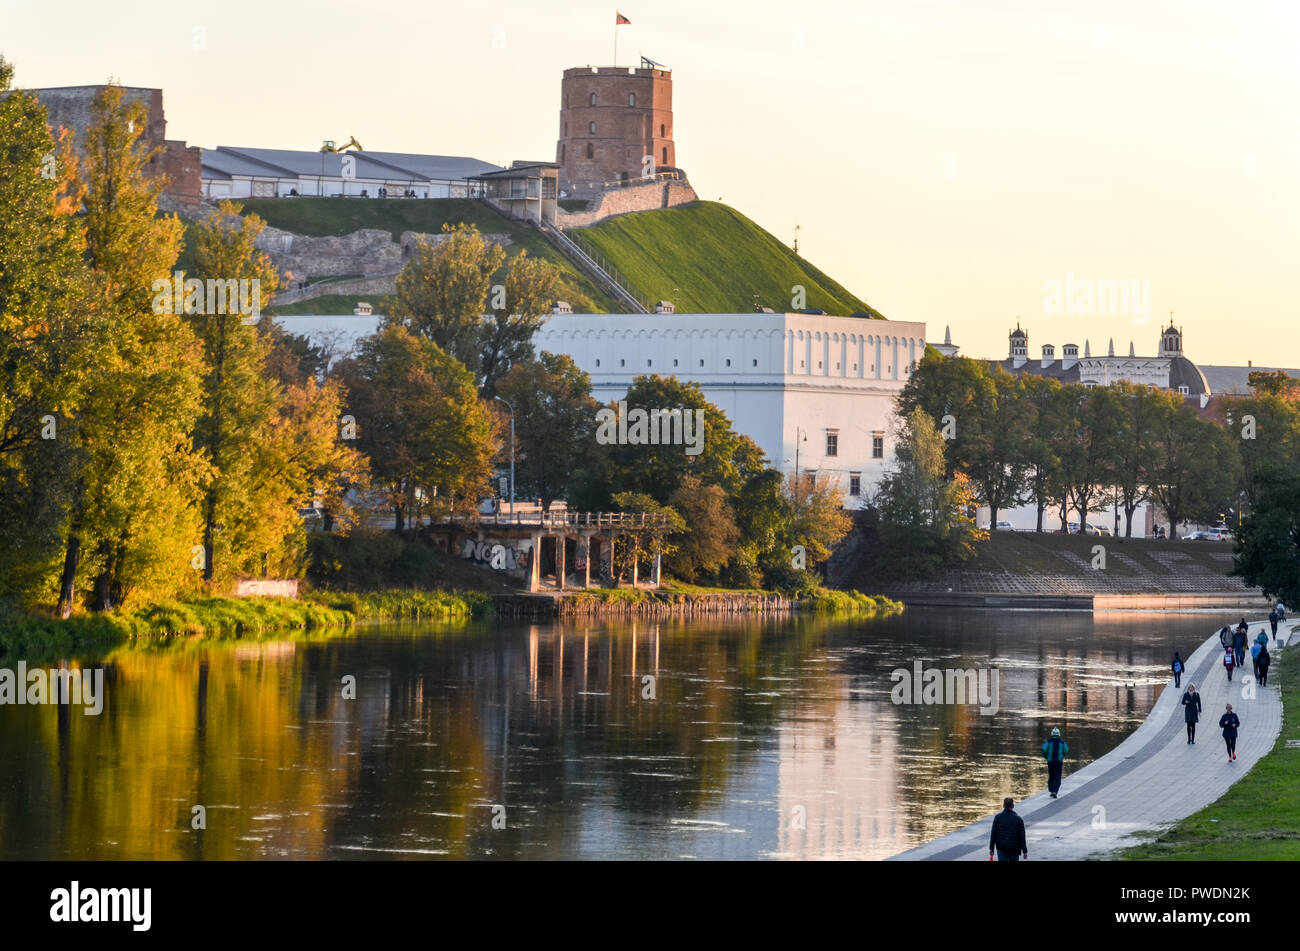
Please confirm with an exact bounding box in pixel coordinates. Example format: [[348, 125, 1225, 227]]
[[3, 0, 1297, 366]]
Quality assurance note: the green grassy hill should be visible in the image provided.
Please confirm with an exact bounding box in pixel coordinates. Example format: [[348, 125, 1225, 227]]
[[190, 196, 880, 319], [573, 201, 883, 317], [206, 197, 622, 314]]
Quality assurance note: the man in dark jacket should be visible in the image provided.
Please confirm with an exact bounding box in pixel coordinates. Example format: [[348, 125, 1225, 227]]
[[1269, 606, 1279, 638], [989, 797, 1028, 862], [1257, 645, 1271, 686]]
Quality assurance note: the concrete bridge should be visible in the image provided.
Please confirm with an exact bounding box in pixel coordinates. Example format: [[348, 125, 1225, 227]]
[[451, 511, 671, 593]]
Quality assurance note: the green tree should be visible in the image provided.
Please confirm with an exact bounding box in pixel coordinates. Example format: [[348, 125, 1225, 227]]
[[387, 223, 505, 379], [478, 252, 561, 398], [495, 352, 599, 511], [874, 407, 982, 577], [336, 324, 495, 531], [0, 58, 87, 601], [1147, 392, 1238, 538]]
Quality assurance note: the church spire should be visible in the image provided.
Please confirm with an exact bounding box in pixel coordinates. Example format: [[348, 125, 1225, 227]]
[[1084, 339, 1091, 358], [1108, 337, 1115, 357]]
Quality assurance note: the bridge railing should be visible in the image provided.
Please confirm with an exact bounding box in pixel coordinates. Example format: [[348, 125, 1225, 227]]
[[436, 511, 671, 530]]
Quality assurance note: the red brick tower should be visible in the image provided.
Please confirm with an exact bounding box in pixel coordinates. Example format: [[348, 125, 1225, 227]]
[[556, 64, 676, 194]]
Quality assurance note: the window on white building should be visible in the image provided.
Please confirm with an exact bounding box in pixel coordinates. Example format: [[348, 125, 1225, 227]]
[[872, 433, 884, 459], [620, 358, 625, 367], [752, 359, 758, 367], [826, 432, 838, 457], [849, 473, 861, 496], [699, 359, 704, 367], [725, 359, 731, 367], [595, 359, 601, 367], [673, 359, 678, 367], [647, 359, 652, 367]]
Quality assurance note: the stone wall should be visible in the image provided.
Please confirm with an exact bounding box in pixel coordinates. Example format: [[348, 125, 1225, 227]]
[[557, 179, 697, 229], [254, 225, 513, 297]]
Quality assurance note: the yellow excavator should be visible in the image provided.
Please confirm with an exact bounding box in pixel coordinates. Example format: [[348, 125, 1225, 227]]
[[319, 136, 363, 153]]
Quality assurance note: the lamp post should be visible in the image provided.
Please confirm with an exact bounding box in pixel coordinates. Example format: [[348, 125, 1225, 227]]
[[494, 395, 515, 517], [794, 427, 807, 484]]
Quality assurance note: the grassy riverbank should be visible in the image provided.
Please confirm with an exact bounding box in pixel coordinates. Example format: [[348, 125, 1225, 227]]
[[1119, 650, 1299, 860], [0, 588, 490, 658]]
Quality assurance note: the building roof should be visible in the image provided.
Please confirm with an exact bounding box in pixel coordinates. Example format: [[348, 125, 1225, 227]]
[[1200, 365, 1300, 396], [201, 146, 500, 182], [1168, 356, 1210, 396]]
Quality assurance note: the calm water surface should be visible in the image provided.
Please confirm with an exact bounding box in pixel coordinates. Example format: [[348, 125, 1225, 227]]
[[0, 608, 1217, 860]]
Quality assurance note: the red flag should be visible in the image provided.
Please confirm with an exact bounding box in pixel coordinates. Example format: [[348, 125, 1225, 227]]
[[616, 12, 631, 24]]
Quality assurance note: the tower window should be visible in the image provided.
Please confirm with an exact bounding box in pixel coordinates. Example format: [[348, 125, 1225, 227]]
[[660, 123, 665, 137], [589, 92, 596, 106], [629, 93, 636, 106], [560, 144, 565, 163], [586, 143, 594, 159], [589, 121, 596, 134], [563, 123, 567, 137], [662, 147, 668, 164]]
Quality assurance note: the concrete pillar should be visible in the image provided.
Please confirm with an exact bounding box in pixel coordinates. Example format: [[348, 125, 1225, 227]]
[[631, 545, 638, 588], [580, 532, 593, 588], [557, 533, 566, 591], [653, 550, 661, 587], [528, 532, 541, 592]]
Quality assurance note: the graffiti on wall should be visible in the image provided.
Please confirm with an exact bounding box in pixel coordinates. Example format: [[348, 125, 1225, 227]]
[[462, 538, 532, 572]]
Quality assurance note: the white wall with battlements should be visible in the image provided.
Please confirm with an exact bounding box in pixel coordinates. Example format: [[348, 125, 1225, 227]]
[[534, 312, 927, 507]]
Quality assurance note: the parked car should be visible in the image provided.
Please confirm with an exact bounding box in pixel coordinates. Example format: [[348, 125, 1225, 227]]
[[983, 520, 1014, 531], [1183, 530, 1213, 541], [1086, 523, 1113, 536]]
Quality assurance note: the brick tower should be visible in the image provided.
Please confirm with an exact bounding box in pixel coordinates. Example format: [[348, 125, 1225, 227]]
[[556, 63, 676, 194]]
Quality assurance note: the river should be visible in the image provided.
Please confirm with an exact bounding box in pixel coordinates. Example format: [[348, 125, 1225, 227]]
[[0, 607, 1215, 860]]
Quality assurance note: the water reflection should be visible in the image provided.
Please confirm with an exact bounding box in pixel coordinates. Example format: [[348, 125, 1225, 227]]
[[0, 608, 1207, 859]]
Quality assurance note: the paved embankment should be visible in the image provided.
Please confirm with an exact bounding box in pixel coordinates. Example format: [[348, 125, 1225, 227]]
[[890, 617, 1292, 861]]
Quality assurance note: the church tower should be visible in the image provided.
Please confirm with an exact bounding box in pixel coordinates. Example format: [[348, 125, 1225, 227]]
[[1159, 322, 1183, 358], [1009, 323, 1028, 366]]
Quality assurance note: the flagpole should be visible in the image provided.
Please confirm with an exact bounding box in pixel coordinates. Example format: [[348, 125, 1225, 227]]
[[614, 22, 618, 67]]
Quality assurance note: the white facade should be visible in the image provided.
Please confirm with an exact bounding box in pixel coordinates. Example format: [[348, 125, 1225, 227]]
[[534, 312, 929, 507]]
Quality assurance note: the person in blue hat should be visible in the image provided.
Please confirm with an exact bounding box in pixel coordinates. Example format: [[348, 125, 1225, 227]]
[[1041, 727, 1069, 799]]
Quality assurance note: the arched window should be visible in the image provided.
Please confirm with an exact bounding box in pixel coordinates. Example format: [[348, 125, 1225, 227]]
[[589, 92, 596, 106], [589, 121, 596, 134], [660, 123, 665, 137], [560, 144, 565, 163], [629, 92, 636, 106], [662, 146, 668, 164], [585, 143, 594, 159]]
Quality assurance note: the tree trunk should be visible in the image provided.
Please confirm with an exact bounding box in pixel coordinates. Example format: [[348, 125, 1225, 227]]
[[201, 486, 218, 583], [57, 527, 82, 619]]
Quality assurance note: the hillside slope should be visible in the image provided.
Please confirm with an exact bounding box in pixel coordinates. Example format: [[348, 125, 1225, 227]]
[[211, 197, 622, 314], [574, 201, 884, 317]]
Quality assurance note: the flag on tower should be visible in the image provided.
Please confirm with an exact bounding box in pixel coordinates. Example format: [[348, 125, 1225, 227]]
[[616, 12, 631, 24]]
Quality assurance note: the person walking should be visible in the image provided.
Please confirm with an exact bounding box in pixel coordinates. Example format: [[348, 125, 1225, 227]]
[[1171, 651, 1184, 689], [1041, 727, 1069, 799], [1257, 644, 1271, 687], [1232, 626, 1247, 668], [1269, 605, 1279, 638], [1219, 626, 1233, 651], [1236, 617, 1249, 642], [1256, 628, 1269, 650], [1182, 683, 1202, 744], [1219, 704, 1240, 763], [1223, 645, 1236, 682], [989, 797, 1028, 862], [1278, 601, 1287, 621], [1250, 639, 1262, 680]]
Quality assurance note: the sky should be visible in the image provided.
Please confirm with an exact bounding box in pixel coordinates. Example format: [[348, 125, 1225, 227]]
[[3, 0, 1298, 366]]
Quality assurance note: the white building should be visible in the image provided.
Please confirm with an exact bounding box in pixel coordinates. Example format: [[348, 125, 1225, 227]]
[[201, 147, 501, 200], [534, 312, 929, 507]]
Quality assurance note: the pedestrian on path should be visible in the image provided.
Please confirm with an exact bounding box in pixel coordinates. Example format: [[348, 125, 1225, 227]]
[[1219, 704, 1240, 762], [1232, 626, 1247, 667], [1224, 646, 1236, 681], [1269, 606, 1279, 638], [1171, 651, 1184, 688], [1219, 626, 1232, 650], [1182, 683, 1202, 743], [1237, 617, 1249, 641], [1250, 639, 1261, 677], [1256, 628, 1269, 649], [1257, 644, 1271, 686], [1041, 727, 1069, 798], [989, 797, 1028, 862], [1278, 601, 1287, 621]]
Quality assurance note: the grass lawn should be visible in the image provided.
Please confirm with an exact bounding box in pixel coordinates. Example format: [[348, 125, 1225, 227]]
[[574, 201, 883, 317], [1119, 648, 1300, 859]]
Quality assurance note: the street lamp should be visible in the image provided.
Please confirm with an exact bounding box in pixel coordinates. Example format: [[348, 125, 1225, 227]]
[[794, 427, 808, 483], [493, 395, 515, 516]]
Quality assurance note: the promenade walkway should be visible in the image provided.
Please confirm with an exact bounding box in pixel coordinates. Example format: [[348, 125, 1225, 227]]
[[891, 616, 1293, 861]]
